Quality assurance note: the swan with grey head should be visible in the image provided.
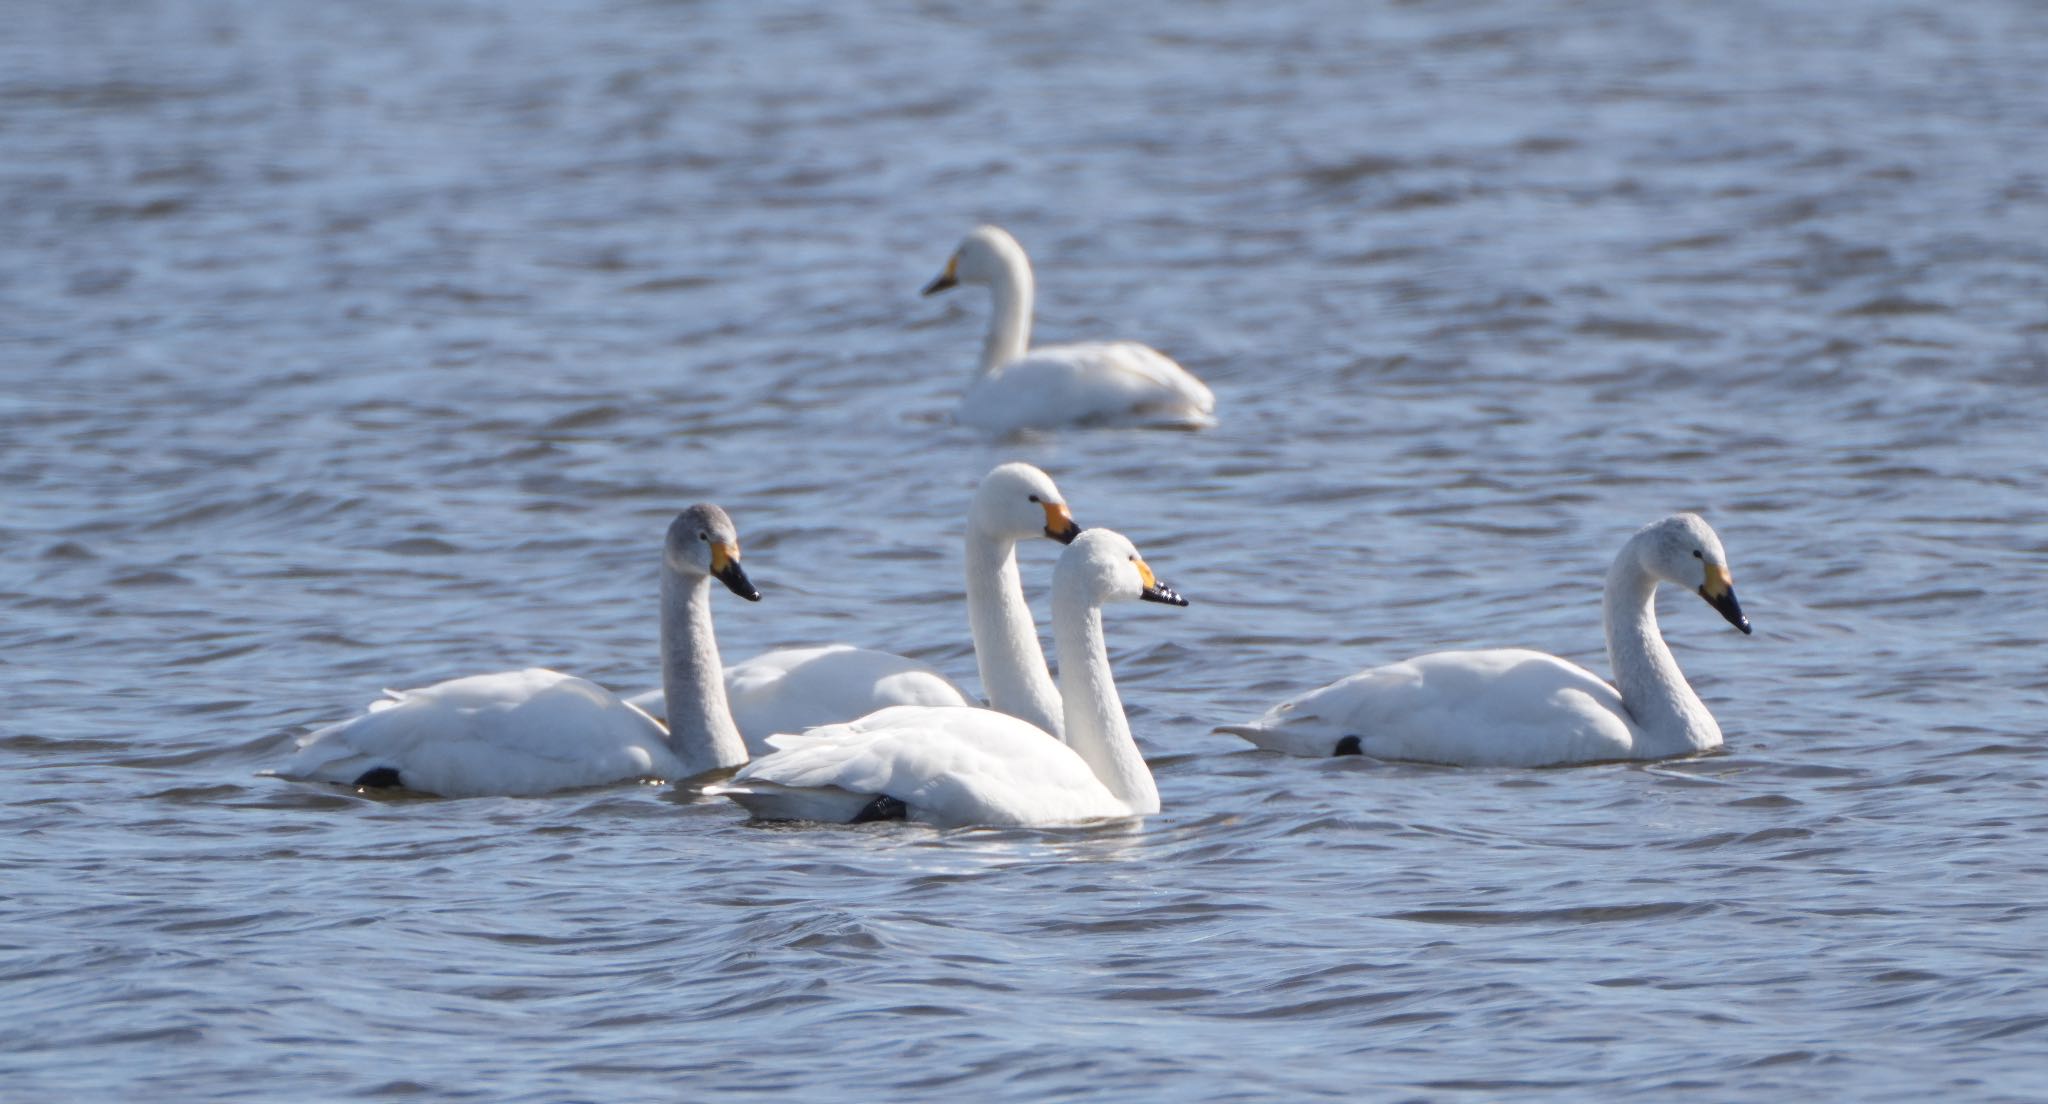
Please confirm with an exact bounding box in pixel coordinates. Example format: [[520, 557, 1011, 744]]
[[266, 505, 760, 797], [628, 463, 1079, 747]]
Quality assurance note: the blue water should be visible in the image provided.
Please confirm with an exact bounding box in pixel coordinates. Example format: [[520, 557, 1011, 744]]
[[4, 1, 2047, 1099]]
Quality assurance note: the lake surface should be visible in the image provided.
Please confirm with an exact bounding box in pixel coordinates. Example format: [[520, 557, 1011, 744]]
[[5, 0, 2047, 1099]]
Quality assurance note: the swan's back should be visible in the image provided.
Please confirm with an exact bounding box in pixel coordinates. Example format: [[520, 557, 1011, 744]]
[[271, 668, 681, 797], [723, 645, 971, 750], [962, 341, 1216, 434], [1219, 649, 1638, 767], [714, 705, 1128, 827], [625, 644, 972, 751]]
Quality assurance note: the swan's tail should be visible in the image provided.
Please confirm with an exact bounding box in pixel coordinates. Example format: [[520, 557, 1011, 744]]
[[1213, 722, 1341, 758], [704, 780, 882, 824]]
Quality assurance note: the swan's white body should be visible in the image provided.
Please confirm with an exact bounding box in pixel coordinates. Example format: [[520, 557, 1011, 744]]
[[710, 529, 1187, 828], [266, 506, 758, 797], [627, 644, 969, 753], [926, 225, 1215, 435], [273, 669, 685, 798], [1219, 514, 1752, 767], [628, 463, 1075, 748]]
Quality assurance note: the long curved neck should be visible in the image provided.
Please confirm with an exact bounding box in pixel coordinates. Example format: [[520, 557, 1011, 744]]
[[975, 250, 1033, 381], [1051, 584, 1157, 815], [965, 527, 1063, 738], [1603, 543, 1721, 756], [660, 568, 748, 775]]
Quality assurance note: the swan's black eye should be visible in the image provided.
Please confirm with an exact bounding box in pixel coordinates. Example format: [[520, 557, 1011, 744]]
[[1692, 549, 1703, 559], [698, 531, 709, 542], [1028, 494, 1040, 503]]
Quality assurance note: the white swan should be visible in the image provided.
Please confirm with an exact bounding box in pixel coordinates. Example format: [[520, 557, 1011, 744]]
[[923, 225, 1216, 435], [708, 529, 1188, 828], [1217, 514, 1752, 767], [265, 505, 759, 797], [627, 462, 1079, 748]]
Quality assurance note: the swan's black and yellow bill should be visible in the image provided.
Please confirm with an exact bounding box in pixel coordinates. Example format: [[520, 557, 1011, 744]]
[[1041, 500, 1081, 544], [711, 541, 761, 602], [1698, 563, 1748, 634], [1134, 554, 1188, 607], [921, 255, 959, 296]]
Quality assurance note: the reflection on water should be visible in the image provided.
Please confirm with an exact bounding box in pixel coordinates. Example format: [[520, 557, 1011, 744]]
[[3, 0, 2047, 1100]]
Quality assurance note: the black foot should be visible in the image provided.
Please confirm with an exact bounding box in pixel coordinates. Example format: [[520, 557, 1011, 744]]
[[353, 767, 403, 788], [850, 794, 908, 823], [1332, 736, 1363, 757]]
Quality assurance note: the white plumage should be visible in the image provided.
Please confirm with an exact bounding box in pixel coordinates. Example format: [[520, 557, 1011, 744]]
[[710, 529, 1189, 828], [709, 705, 1133, 828], [264, 505, 760, 797], [924, 225, 1215, 434], [628, 462, 1079, 748], [1218, 514, 1753, 767], [629, 644, 969, 753], [272, 669, 681, 798]]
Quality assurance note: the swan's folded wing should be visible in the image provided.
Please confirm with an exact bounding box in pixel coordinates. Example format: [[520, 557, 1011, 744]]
[[965, 342, 1216, 432], [717, 705, 1121, 826], [1220, 649, 1636, 767], [723, 645, 970, 751], [626, 645, 969, 740], [268, 669, 679, 797]]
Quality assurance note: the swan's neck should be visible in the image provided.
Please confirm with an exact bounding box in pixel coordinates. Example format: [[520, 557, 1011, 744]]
[[1052, 584, 1158, 815], [975, 250, 1033, 381], [965, 528, 1063, 738], [1603, 544, 1721, 756], [660, 569, 748, 775]]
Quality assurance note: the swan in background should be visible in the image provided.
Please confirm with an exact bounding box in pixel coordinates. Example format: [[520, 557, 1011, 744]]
[[629, 462, 1080, 747], [709, 529, 1188, 828], [266, 505, 760, 797], [923, 224, 1216, 435], [1217, 513, 1752, 767]]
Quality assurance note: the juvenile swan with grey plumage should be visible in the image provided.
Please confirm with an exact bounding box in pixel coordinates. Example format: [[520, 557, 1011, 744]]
[[1217, 514, 1752, 767], [708, 529, 1188, 828], [923, 225, 1216, 434], [266, 505, 761, 797]]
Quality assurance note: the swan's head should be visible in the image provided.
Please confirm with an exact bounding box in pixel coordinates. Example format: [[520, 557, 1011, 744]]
[[1636, 513, 1748, 634], [1056, 528, 1188, 608], [970, 462, 1080, 544], [665, 504, 761, 601], [922, 224, 1027, 296]]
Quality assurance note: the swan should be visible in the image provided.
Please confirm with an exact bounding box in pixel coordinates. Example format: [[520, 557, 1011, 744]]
[[1216, 513, 1752, 767], [627, 462, 1080, 747], [922, 225, 1216, 435], [707, 529, 1188, 828], [265, 505, 760, 797]]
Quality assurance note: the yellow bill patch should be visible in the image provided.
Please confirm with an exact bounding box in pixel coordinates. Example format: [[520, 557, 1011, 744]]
[[1702, 563, 1734, 598], [1041, 500, 1076, 534], [1133, 555, 1158, 589], [711, 540, 741, 573]]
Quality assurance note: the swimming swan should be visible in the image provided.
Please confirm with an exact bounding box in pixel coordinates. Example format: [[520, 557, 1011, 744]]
[[628, 462, 1080, 747], [266, 505, 760, 797], [923, 225, 1216, 434], [708, 529, 1188, 828], [1217, 514, 1752, 767]]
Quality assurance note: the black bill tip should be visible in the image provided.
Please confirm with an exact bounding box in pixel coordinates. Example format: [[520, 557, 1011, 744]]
[[1700, 585, 1750, 634], [921, 272, 957, 296], [1140, 581, 1189, 607], [1045, 520, 1082, 545], [718, 562, 762, 602]]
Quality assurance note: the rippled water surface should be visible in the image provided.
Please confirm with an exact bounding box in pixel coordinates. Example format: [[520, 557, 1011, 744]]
[[6, 1, 2048, 1099]]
